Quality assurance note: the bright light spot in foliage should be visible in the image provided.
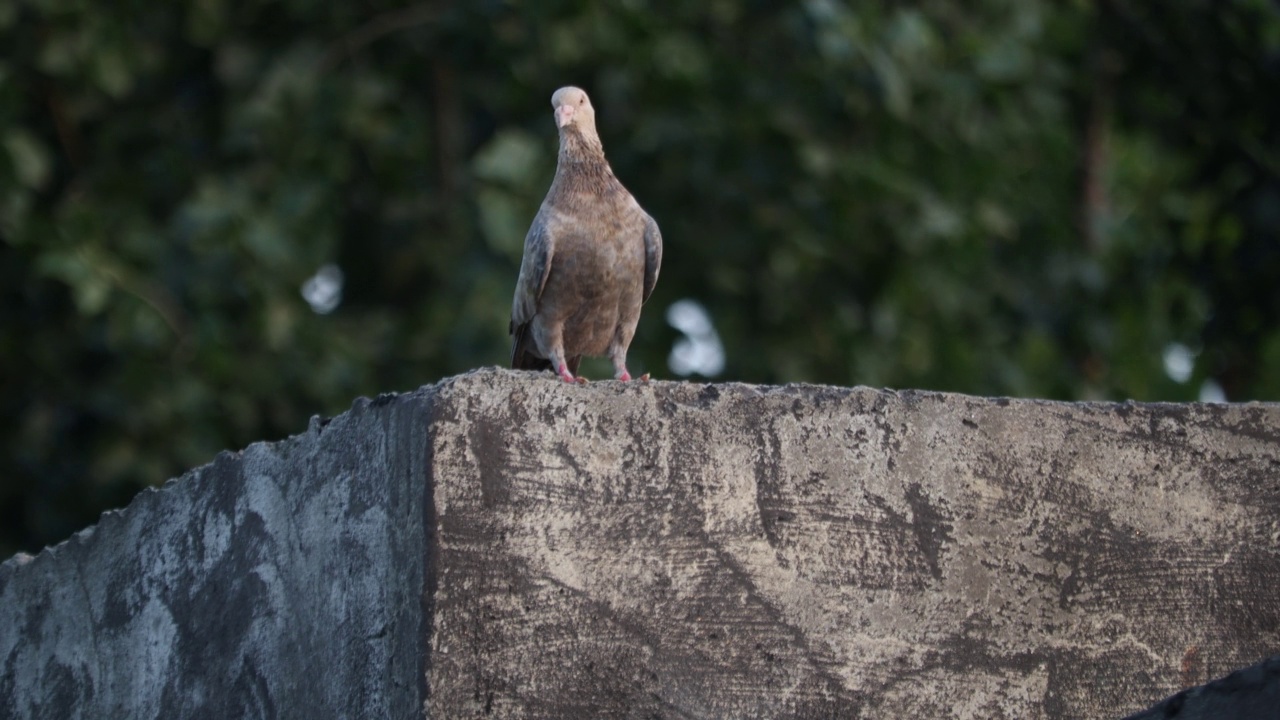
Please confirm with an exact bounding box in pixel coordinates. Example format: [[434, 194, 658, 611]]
[[301, 264, 344, 315], [1162, 343, 1195, 383], [667, 299, 724, 377], [1199, 379, 1227, 403]]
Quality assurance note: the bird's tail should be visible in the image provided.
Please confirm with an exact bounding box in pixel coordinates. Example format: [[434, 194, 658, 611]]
[[510, 323, 580, 374], [511, 322, 552, 371]]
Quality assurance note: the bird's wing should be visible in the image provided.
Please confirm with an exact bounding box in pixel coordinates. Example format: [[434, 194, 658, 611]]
[[511, 213, 555, 331], [642, 214, 662, 304]]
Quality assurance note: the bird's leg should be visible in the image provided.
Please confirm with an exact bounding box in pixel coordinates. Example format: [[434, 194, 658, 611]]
[[610, 350, 647, 382], [557, 363, 581, 384], [548, 348, 586, 384], [610, 349, 630, 381]]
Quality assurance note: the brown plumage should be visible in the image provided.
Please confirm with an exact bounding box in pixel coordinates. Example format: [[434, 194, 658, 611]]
[[509, 86, 663, 383]]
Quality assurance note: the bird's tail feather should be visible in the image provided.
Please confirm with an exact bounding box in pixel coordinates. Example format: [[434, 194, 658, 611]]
[[510, 323, 582, 376], [511, 323, 552, 371]]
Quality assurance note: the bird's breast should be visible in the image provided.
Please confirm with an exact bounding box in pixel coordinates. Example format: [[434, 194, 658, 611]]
[[540, 224, 646, 355]]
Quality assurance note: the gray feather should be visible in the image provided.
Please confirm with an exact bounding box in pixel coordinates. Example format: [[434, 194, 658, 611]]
[[642, 216, 662, 304], [511, 220, 553, 332]]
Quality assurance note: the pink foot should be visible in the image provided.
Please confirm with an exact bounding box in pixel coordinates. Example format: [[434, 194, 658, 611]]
[[557, 365, 576, 384], [618, 370, 632, 382]]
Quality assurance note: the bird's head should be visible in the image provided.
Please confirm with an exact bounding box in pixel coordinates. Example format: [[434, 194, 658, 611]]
[[551, 86, 597, 135]]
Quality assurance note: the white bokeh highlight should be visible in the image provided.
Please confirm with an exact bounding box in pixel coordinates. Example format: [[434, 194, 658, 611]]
[[301, 264, 344, 315], [666, 299, 724, 378], [1162, 343, 1195, 383], [1198, 379, 1227, 403]]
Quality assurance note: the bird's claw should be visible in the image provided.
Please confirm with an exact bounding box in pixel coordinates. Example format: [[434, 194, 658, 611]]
[[615, 371, 650, 382]]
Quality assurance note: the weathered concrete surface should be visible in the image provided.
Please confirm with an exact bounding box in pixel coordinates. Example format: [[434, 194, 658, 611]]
[[0, 392, 430, 720], [3, 367, 1280, 719], [427, 370, 1280, 718]]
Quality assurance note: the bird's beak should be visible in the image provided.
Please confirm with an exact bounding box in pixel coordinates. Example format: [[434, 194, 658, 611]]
[[555, 104, 575, 129]]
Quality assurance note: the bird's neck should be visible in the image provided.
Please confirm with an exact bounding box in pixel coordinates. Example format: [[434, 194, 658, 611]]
[[558, 128, 608, 170]]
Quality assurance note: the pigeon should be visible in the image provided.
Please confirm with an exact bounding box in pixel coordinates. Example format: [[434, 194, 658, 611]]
[[509, 86, 663, 384]]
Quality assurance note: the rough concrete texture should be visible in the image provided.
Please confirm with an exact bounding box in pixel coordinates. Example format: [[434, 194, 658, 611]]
[[427, 369, 1280, 718], [0, 392, 430, 720], [2, 368, 1280, 719]]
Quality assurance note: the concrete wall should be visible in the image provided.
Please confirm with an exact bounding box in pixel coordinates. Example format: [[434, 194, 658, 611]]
[[3, 368, 1279, 718], [0, 392, 431, 719]]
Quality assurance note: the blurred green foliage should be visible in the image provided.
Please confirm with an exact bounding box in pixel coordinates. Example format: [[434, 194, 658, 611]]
[[2, 0, 1278, 555]]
